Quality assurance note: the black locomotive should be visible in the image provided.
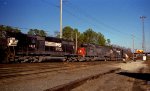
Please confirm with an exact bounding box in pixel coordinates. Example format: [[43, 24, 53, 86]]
[[0, 31, 126, 63], [0, 31, 74, 63]]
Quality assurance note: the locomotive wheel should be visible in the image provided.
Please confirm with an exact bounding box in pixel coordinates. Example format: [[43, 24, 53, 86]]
[[67, 58, 72, 62]]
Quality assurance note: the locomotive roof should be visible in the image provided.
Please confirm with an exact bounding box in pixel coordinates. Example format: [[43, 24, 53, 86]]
[[45, 37, 62, 42], [45, 36, 74, 43], [2, 30, 74, 43], [5, 31, 27, 39], [81, 43, 113, 49]]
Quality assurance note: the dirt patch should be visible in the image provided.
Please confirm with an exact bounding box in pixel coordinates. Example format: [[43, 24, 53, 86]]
[[132, 60, 150, 91], [144, 60, 150, 67]]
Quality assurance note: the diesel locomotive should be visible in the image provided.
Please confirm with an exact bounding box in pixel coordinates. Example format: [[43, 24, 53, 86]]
[[0, 31, 125, 63]]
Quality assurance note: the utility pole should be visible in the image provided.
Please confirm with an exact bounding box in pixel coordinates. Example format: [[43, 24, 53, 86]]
[[132, 34, 135, 61], [140, 16, 146, 52], [60, 0, 63, 38], [75, 33, 78, 53]]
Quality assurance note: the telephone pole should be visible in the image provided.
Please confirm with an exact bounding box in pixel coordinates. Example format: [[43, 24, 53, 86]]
[[75, 33, 78, 53], [132, 34, 135, 61], [60, 0, 63, 38], [140, 16, 146, 52]]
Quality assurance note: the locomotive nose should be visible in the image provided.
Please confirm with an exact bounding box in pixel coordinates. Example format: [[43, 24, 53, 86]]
[[77, 47, 86, 57]]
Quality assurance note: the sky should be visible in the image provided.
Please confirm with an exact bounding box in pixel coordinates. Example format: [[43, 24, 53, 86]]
[[0, 0, 150, 52]]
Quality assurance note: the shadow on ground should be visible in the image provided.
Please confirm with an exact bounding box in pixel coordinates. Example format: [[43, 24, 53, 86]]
[[117, 72, 150, 81]]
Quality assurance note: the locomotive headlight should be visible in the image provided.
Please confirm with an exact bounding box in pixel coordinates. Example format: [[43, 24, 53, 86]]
[[79, 50, 82, 53]]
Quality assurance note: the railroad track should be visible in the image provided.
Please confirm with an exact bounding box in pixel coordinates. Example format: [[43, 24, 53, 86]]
[[0, 61, 120, 80]]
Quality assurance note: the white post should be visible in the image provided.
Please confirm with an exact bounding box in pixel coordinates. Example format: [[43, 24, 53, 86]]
[[60, 0, 63, 38], [140, 16, 146, 52], [132, 34, 135, 61], [75, 33, 78, 53]]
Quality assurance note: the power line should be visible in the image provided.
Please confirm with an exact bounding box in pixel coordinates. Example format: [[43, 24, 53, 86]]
[[62, 3, 135, 42], [41, 0, 60, 9], [42, 0, 118, 34], [64, 2, 135, 37], [63, 2, 143, 40], [41, 0, 141, 44], [40, 0, 133, 46]]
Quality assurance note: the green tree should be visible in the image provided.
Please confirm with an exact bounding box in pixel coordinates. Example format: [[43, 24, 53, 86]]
[[96, 32, 106, 46], [62, 26, 73, 40], [80, 28, 106, 46], [54, 31, 60, 38], [62, 26, 80, 41], [0, 25, 21, 38], [28, 29, 47, 36], [58, 26, 107, 46], [82, 28, 96, 43], [78, 33, 85, 46], [106, 39, 111, 46], [0, 25, 20, 32]]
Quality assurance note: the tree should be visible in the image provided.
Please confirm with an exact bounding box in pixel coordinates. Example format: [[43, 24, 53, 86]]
[[57, 26, 107, 46], [73, 28, 80, 41], [96, 32, 106, 46], [0, 25, 21, 39], [0, 25, 21, 33], [54, 31, 60, 38], [40, 30, 47, 37], [78, 33, 85, 46], [107, 39, 111, 45], [62, 26, 73, 40], [27, 29, 47, 36], [82, 28, 96, 43], [62, 26, 80, 41], [80, 28, 106, 46]]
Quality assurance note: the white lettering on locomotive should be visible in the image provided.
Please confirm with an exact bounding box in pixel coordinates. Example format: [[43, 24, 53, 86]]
[[7, 37, 18, 46], [45, 41, 61, 47]]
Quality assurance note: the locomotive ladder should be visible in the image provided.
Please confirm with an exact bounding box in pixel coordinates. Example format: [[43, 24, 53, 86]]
[[6, 46, 15, 63]]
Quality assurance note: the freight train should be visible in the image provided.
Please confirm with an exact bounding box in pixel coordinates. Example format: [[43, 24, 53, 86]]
[[0, 31, 125, 63]]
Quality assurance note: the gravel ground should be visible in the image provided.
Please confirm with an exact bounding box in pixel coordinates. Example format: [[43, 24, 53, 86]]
[[0, 60, 149, 91], [114, 60, 147, 72], [71, 71, 135, 91], [0, 62, 120, 91], [71, 60, 149, 91]]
